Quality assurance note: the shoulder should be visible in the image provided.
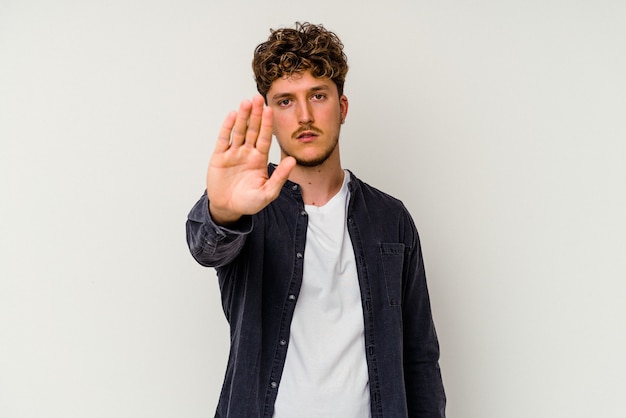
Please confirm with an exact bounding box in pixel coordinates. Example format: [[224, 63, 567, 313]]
[[348, 170, 420, 241], [348, 170, 409, 214]]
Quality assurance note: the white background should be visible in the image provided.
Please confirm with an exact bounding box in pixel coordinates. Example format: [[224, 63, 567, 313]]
[[1, 1, 625, 417]]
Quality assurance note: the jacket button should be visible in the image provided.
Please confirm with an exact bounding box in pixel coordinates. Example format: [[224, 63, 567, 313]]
[[271, 381, 278, 389], [296, 252, 303, 258], [280, 339, 287, 346]]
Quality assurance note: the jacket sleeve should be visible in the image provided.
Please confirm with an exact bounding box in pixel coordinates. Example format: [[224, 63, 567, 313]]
[[402, 213, 447, 417], [185, 191, 253, 268]]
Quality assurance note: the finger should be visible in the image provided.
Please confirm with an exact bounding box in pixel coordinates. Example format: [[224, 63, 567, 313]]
[[244, 95, 265, 147], [215, 111, 237, 153], [263, 156, 296, 198], [255, 105, 274, 155], [230, 99, 253, 148]]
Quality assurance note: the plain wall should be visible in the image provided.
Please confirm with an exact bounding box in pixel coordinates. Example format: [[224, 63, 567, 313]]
[[1, 0, 625, 417]]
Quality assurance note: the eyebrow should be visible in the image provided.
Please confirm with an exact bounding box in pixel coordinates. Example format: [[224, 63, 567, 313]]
[[270, 85, 331, 101]]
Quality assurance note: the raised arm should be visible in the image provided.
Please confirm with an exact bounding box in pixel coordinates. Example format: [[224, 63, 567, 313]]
[[186, 95, 296, 267]]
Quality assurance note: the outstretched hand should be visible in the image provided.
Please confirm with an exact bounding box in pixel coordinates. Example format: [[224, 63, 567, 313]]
[[207, 95, 296, 225]]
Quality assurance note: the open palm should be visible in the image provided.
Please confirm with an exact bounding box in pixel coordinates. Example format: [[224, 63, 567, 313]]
[[207, 95, 295, 225]]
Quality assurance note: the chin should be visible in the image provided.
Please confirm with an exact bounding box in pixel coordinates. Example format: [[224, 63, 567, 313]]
[[296, 158, 328, 168], [287, 142, 338, 168], [293, 149, 337, 167]]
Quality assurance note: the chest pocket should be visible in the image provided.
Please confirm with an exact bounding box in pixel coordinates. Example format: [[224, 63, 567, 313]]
[[379, 243, 405, 306]]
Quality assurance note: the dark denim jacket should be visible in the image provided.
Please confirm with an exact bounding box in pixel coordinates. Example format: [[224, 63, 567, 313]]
[[186, 167, 446, 418]]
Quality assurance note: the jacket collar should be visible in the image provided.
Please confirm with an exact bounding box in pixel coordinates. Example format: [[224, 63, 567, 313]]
[[267, 163, 360, 196]]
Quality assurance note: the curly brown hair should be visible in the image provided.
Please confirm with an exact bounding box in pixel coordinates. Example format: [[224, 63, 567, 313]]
[[252, 22, 348, 99]]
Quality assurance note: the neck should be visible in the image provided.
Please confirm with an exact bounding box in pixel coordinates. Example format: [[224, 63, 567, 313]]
[[286, 155, 344, 207]]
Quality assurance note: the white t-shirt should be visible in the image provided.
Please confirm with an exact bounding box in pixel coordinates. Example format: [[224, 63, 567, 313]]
[[273, 171, 371, 418]]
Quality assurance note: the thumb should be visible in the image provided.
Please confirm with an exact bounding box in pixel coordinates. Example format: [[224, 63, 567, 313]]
[[264, 157, 296, 197]]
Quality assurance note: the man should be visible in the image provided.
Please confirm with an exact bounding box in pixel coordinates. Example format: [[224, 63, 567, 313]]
[[186, 22, 446, 418]]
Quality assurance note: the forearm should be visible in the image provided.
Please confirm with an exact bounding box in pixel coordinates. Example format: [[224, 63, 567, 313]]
[[403, 333, 446, 417], [186, 192, 252, 267], [403, 230, 446, 417]]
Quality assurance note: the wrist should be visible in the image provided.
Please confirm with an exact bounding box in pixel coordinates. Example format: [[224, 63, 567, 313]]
[[208, 202, 242, 226]]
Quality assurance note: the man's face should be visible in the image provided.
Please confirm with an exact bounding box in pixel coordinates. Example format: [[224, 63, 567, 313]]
[[266, 70, 348, 167]]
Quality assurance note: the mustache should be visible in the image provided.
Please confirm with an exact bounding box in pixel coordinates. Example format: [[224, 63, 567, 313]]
[[292, 125, 323, 139]]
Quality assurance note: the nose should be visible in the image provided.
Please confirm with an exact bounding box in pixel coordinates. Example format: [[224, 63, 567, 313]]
[[297, 101, 313, 125]]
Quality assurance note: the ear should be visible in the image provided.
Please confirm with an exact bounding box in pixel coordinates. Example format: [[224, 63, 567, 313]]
[[340, 95, 349, 124]]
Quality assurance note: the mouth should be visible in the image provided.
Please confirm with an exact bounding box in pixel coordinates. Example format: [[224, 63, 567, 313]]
[[298, 131, 317, 139], [295, 129, 321, 142]]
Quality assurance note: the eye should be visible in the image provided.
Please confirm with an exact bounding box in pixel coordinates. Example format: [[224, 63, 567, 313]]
[[311, 93, 326, 101], [277, 99, 292, 107]]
